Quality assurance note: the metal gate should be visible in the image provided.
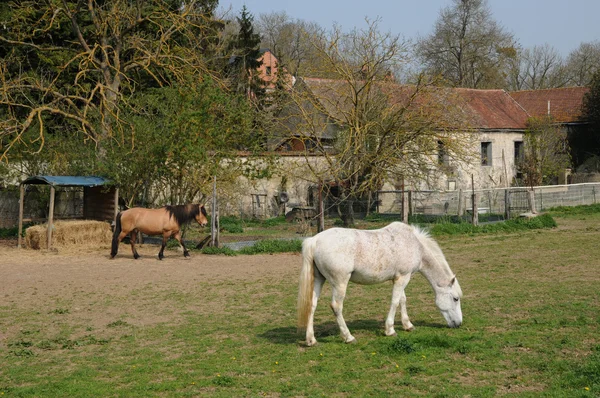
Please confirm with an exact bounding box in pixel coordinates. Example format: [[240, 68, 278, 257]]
[[508, 189, 530, 214]]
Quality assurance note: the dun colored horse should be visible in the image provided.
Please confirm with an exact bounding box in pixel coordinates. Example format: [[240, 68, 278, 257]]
[[110, 204, 208, 260]]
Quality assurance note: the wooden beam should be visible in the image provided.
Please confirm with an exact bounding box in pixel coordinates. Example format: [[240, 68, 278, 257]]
[[17, 184, 25, 249], [47, 185, 55, 249], [114, 187, 119, 221]]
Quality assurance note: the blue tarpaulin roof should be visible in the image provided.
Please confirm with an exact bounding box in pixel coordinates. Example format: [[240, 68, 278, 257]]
[[21, 176, 112, 187]]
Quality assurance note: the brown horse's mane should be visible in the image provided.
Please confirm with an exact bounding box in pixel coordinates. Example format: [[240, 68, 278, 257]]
[[164, 204, 206, 226]]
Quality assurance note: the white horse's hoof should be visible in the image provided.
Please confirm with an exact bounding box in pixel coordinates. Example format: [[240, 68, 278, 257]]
[[386, 331, 397, 337], [306, 339, 317, 347], [404, 325, 415, 332], [345, 337, 357, 344]]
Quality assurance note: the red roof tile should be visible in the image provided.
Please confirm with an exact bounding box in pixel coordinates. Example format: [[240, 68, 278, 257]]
[[453, 88, 530, 129], [509, 87, 589, 123]]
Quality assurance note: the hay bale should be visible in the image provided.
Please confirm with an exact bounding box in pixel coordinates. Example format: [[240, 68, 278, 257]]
[[25, 220, 112, 250]]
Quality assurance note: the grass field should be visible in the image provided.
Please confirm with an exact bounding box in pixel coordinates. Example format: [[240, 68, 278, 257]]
[[1, 207, 599, 397]]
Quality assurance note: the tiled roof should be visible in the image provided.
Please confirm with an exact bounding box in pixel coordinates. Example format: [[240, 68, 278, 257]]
[[301, 78, 531, 130], [453, 88, 530, 129], [509, 87, 589, 123]]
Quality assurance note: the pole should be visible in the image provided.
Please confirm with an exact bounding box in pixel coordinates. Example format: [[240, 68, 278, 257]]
[[471, 174, 478, 226], [47, 185, 55, 249], [18, 184, 25, 249], [211, 176, 219, 247], [318, 181, 324, 233]]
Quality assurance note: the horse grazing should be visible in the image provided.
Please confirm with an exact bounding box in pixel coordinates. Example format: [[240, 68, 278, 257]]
[[297, 222, 462, 346], [110, 204, 208, 260]]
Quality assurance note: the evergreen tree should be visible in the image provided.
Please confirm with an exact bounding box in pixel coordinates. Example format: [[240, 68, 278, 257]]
[[228, 6, 265, 99]]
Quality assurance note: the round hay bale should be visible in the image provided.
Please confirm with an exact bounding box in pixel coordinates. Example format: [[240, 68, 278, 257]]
[[25, 220, 112, 250]]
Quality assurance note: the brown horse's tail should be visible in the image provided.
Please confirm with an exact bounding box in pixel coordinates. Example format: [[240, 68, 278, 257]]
[[297, 237, 316, 333], [110, 212, 123, 258]]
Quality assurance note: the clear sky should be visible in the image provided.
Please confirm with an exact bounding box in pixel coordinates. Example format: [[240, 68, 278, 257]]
[[219, 0, 600, 57]]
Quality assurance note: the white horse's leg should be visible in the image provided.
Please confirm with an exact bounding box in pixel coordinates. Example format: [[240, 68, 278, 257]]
[[385, 274, 414, 335], [305, 272, 325, 347], [330, 280, 355, 344]]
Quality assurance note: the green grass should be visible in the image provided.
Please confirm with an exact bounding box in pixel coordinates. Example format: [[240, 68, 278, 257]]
[[430, 213, 557, 236], [237, 239, 302, 255], [2, 206, 599, 396]]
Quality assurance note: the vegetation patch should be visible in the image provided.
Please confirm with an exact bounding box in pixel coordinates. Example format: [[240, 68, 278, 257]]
[[430, 213, 557, 236], [238, 239, 302, 254]]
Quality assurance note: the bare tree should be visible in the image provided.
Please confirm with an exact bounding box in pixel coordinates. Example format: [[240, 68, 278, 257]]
[[564, 41, 600, 87], [256, 12, 324, 77], [416, 0, 516, 88], [277, 20, 474, 225], [506, 44, 567, 91]]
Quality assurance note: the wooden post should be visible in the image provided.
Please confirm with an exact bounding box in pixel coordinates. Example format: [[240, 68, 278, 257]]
[[457, 189, 464, 217], [318, 181, 324, 233], [504, 189, 511, 219], [17, 184, 25, 249], [211, 176, 219, 247], [471, 174, 478, 226], [113, 187, 119, 220], [402, 190, 409, 223], [47, 185, 56, 249], [472, 192, 479, 226]]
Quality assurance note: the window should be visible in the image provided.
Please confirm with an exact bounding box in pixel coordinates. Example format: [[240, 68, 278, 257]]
[[437, 140, 449, 165], [514, 141, 524, 163], [481, 142, 492, 166], [514, 141, 524, 179], [266, 66, 272, 76]]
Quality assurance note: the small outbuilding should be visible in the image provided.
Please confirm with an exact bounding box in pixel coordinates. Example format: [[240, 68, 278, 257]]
[[18, 176, 119, 249]]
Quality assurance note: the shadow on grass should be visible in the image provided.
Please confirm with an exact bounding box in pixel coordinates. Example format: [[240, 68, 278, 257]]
[[259, 318, 447, 345]]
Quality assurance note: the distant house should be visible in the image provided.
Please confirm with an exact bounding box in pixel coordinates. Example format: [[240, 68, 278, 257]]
[[256, 49, 294, 91], [272, 77, 538, 191]]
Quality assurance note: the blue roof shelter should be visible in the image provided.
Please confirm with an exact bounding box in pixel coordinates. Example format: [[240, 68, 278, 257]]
[[18, 176, 119, 249]]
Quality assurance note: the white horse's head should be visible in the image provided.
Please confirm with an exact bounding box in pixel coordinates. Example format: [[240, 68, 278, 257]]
[[434, 276, 463, 328]]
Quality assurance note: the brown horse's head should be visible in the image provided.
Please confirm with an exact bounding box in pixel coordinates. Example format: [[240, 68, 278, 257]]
[[196, 205, 209, 227]]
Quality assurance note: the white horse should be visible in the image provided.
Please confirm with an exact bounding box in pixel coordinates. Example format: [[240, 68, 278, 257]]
[[297, 222, 462, 346]]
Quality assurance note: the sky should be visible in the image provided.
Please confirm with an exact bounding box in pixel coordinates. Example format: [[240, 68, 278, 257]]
[[219, 0, 600, 57]]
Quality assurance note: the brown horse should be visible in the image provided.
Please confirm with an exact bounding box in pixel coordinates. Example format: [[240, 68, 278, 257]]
[[110, 204, 208, 260]]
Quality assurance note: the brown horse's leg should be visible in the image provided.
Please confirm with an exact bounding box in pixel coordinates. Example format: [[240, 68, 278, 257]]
[[158, 233, 170, 260], [130, 230, 140, 259], [173, 232, 190, 257]]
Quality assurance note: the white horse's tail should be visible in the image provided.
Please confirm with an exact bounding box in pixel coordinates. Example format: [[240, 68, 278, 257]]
[[297, 237, 316, 333]]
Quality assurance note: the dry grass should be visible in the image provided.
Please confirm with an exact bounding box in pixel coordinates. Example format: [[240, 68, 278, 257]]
[[25, 220, 112, 250]]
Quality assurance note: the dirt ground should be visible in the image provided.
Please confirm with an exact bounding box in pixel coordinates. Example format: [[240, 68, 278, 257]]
[[0, 239, 302, 339], [0, 238, 301, 288]]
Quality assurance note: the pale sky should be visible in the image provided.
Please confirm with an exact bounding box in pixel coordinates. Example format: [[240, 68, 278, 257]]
[[220, 0, 600, 57]]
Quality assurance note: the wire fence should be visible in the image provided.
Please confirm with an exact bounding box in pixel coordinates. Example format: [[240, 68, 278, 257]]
[[376, 182, 600, 221]]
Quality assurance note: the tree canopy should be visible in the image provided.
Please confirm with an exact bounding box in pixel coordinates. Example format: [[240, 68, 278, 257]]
[[0, 0, 223, 162]]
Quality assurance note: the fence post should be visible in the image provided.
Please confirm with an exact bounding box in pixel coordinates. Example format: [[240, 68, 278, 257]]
[[504, 189, 511, 220], [457, 189, 464, 218], [402, 190, 409, 223], [18, 184, 25, 249], [471, 192, 479, 226], [211, 176, 219, 247], [527, 189, 537, 214], [318, 181, 324, 233]]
